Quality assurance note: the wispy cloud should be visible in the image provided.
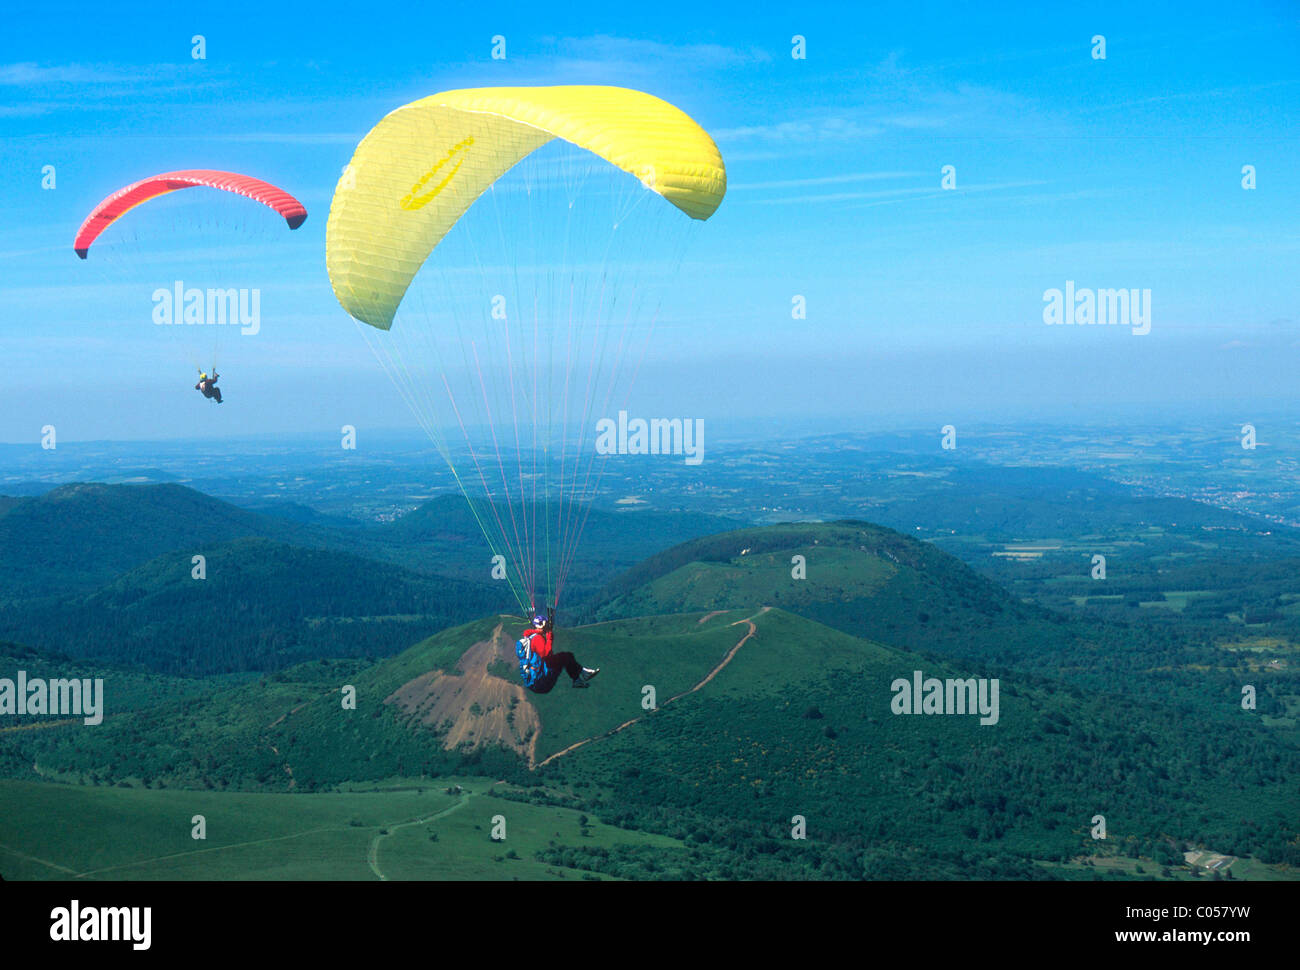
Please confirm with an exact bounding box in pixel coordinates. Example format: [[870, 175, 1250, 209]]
[[0, 61, 190, 85], [546, 34, 772, 69], [748, 179, 1049, 206], [484, 33, 775, 89], [0, 60, 226, 116], [752, 184, 942, 206], [715, 117, 885, 143], [206, 132, 362, 145], [1078, 78, 1300, 115], [716, 50, 1059, 149], [0, 102, 57, 117], [731, 171, 923, 190]]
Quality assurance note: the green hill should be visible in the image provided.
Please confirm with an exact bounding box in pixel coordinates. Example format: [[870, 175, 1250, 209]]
[[0, 482, 743, 677], [581, 520, 1300, 721], [585, 520, 1063, 667], [0, 483, 302, 595], [369, 494, 742, 601], [0, 484, 741, 618], [0, 538, 508, 674]]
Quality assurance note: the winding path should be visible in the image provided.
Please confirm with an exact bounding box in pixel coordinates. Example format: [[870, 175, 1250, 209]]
[[534, 607, 769, 769], [367, 788, 472, 880]]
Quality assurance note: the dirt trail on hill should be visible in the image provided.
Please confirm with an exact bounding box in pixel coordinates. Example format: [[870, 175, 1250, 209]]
[[267, 699, 312, 729], [533, 607, 770, 769], [264, 694, 333, 787], [0, 718, 83, 733], [367, 787, 472, 881], [70, 827, 341, 879], [0, 842, 80, 876]]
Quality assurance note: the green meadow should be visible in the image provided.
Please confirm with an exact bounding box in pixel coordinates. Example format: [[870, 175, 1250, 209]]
[[0, 777, 677, 881]]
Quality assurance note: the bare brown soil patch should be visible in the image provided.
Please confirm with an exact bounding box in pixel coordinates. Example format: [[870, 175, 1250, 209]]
[[385, 624, 540, 758]]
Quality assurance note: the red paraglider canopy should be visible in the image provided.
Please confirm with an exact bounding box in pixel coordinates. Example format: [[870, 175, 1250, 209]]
[[74, 169, 307, 258]]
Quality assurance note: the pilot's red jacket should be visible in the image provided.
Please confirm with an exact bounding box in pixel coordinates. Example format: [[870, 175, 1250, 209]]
[[522, 628, 553, 659]]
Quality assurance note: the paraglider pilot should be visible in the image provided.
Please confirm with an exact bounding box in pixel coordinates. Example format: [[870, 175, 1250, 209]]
[[516, 607, 599, 692], [196, 370, 222, 404]]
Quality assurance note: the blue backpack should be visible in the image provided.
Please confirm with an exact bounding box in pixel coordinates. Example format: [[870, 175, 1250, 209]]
[[516, 634, 547, 688]]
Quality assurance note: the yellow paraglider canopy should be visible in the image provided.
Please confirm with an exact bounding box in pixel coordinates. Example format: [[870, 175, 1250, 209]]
[[326, 85, 727, 330]]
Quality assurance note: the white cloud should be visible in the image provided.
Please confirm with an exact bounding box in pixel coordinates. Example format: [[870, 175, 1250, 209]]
[[206, 132, 362, 145], [0, 61, 187, 85], [548, 34, 771, 69], [714, 118, 884, 143], [731, 171, 922, 190]]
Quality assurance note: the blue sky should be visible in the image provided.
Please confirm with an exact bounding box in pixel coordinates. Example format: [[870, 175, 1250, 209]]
[[1, 0, 1297, 442]]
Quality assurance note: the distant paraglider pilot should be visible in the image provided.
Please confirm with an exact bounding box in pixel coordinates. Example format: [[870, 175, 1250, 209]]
[[196, 370, 223, 404], [516, 608, 598, 692]]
